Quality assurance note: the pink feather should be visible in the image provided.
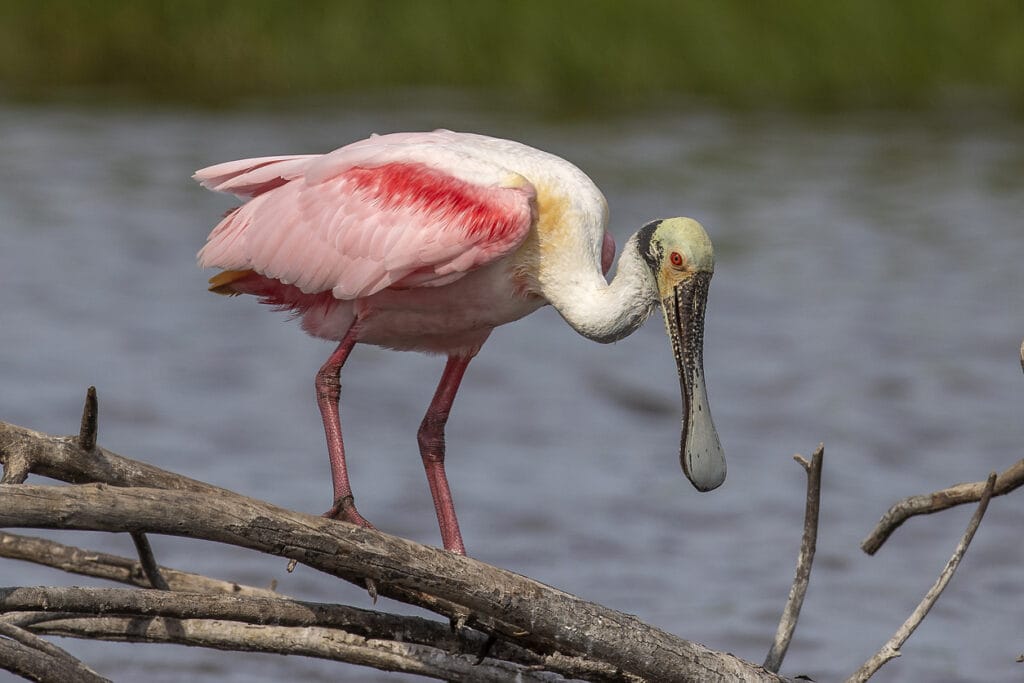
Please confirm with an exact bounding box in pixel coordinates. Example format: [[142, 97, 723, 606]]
[[197, 145, 536, 301]]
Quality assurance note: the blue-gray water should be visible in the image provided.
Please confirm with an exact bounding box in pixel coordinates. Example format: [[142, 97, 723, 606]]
[[1, 99, 1022, 682]]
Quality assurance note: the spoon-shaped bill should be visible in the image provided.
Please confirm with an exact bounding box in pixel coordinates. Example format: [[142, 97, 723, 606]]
[[662, 272, 726, 491]]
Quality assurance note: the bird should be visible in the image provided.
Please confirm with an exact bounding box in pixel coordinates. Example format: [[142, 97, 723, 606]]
[[195, 130, 726, 555]]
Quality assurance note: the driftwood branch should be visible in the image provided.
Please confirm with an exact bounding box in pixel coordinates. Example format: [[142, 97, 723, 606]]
[[764, 444, 824, 672], [0, 584, 571, 672], [0, 635, 105, 683], [0, 531, 278, 596], [848, 472, 998, 682], [0, 538, 644, 682], [20, 615, 560, 683], [0, 481, 786, 682], [0, 416, 788, 683], [2, 372, 1019, 682], [0, 619, 109, 683], [860, 459, 1024, 555]]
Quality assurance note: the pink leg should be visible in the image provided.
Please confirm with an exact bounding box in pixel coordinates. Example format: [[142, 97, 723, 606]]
[[315, 325, 374, 529], [418, 355, 473, 555]]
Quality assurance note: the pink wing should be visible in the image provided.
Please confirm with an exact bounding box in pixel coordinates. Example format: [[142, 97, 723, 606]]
[[196, 136, 537, 299]]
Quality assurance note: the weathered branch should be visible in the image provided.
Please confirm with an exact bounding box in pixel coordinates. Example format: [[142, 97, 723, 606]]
[[0, 585, 541, 664], [847, 472, 998, 682], [764, 444, 824, 673], [0, 541, 636, 683], [0, 419, 499, 635], [0, 420, 230, 494], [0, 481, 787, 682], [0, 531, 278, 596], [0, 586, 464, 643], [0, 620, 109, 683], [860, 459, 1024, 555], [20, 615, 560, 683], [0, 586, 634, 682]]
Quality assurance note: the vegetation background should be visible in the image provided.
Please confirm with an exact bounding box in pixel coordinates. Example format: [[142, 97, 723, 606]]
[[1, 0, 1022, 112]]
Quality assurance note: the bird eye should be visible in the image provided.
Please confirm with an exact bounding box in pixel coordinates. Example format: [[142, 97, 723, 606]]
[[670, 251, 684, 268]]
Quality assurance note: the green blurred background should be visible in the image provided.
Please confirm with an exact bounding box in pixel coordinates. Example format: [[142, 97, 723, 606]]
[[1, 0, 1022, 112]]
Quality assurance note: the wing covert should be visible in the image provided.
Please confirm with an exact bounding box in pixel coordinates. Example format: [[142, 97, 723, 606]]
[[197, 141, 537, 300]]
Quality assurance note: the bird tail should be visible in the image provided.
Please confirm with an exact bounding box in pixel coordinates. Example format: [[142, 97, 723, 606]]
[[207, 269, 255, 296]]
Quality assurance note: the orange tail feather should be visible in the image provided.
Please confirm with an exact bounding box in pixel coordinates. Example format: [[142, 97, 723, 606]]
[[207, 269, 255, 296]]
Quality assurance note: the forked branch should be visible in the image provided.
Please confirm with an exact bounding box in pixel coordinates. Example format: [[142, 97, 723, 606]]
[[848, 473, 998, 682], [861, 460, 1024, 555], [764, 444, 824, 673]]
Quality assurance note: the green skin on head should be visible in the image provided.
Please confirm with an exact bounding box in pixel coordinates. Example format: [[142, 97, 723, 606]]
[[639, 218, 726, 492]]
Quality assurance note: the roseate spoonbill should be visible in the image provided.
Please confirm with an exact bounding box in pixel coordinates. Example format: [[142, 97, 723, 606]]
[[196, 130, 725, 555]]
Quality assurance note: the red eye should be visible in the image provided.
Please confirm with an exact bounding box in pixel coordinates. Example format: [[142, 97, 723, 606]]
[[670, 251, 684, 267]]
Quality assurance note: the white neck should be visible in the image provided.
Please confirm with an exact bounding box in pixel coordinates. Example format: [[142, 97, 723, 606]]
[[542, 234, 658, 343]]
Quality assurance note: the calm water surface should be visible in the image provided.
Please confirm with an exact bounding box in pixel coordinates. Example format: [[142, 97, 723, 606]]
[[1, 99, 1022, 682]]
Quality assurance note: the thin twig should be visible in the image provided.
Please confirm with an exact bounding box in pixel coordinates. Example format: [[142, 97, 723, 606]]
[[764, 444, 824, 673], [847, 472, 998, 683], [78, 386, 98, 452], [860, 460, 1024, 554], [129, 532, 170, 590]]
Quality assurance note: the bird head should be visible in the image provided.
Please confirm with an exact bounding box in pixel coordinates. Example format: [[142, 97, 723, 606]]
[[637, 217, 726, 492]]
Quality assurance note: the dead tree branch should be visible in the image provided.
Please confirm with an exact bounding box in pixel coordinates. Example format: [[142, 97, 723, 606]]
[[0, 531, 278, 596], [0, 480, 786, 683], [848, 472, 998, 682], [764, 444, 824, 673], [21, 615, 560, 683], [0, 584, 558, 671], [5, 379, 1017, 682], [0, 619, 109, 683], [0, 415, 789, 683], [860, 459, 1024, 555]]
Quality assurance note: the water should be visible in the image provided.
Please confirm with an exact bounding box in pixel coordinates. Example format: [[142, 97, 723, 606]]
[[1, 99, 1023, 682]]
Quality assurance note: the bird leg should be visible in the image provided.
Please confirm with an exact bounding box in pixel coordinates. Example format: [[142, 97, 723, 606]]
[[418, 355, 473, 555], [315, 325, 374, 529]]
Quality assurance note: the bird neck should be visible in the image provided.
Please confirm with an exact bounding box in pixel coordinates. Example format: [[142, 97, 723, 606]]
[[543, 233, 658, 344]]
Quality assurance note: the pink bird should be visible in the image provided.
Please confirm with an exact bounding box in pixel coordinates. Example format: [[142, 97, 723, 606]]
[[196, 130, 725, 555]]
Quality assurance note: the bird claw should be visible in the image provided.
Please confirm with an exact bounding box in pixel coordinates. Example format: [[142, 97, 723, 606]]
[[318, 497, 379, 602], [323, 494, 355, 520]]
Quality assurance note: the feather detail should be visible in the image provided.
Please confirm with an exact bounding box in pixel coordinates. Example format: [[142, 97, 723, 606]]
[[197, 138, 538, 300], [208, 269, 255, 296]]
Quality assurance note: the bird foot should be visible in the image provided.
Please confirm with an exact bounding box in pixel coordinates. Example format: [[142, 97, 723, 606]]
[[322, 494, 375, 528], [321, 496, 379, 602]]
